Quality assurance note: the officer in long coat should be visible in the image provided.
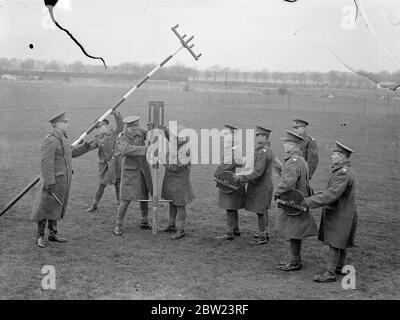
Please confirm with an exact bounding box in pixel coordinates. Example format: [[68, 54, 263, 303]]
[[31, 112, 90, 248], [273, 130, 318, 271], [234, 126, 276, 245], [85, 110, 124, 212], [160, 124, 195, 240], [292, 119, 319, 179], [113, 116, 153, 236], [215, 124, 245, 241], [303, 141, 357, 283]]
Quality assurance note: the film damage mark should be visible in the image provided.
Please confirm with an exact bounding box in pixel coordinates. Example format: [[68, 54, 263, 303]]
[[44, 0, 107, 69]]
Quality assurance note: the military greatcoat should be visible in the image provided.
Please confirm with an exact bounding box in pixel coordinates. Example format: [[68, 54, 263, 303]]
[[31, 128, 89, 222], [241, 141, 275, 214], [299, 134, 319, 179], [214, 149, 245, 210], [118, 126, 153, 201], [273, 149, 318, 239], [306, 160, 357, 249], [161, 139, 195, 206]]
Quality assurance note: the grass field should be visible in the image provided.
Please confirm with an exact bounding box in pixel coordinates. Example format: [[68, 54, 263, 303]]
[[0, 80, 399, 299]]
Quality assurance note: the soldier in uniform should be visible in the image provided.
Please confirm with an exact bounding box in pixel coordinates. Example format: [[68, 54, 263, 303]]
[[113, 116, 153, 236], [233, 126, 276, 245], [302, 141, 357, 283], [31, 112, 91, 248], [85, 110, 124, 212], [273, 130, 318, 271], [160, 124, 195, 240], [215, 125, 245, 241], [292, 119, 319, 179]]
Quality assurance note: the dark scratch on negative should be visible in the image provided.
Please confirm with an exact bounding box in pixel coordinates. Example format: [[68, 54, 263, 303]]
[[353, 0, 359, 22]]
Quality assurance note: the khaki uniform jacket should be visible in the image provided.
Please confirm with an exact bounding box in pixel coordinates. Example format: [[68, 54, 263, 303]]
[[161, 140, 195, 206], [31, 128, 89, 221], [306, 160, 357, 249], [118, 126, 153, 201], [274, 150, 318, 240], [299, 134, 319, 179], [242, 141, 275, 214], [86, 112, 124, 185]]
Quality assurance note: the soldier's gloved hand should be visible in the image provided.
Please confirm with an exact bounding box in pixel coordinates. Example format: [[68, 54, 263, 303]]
[[44, 184, 55, 194], [302, 198, 311, 208], [237, 175, 246, 184], [84, 141, 91, 149]]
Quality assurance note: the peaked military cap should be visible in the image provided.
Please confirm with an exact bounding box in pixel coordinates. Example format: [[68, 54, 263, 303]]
[[224, 124, 238, 131], [123, 116, 141, 124], [292, 119, 309, 128], [332, 141, 356, 157], [256, 126, 272, 135], [48, 112, 69, 124], [281, 130, 305, 144], [255, 126, 272, 137]]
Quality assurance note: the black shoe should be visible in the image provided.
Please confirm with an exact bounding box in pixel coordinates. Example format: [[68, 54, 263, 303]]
[[233, 231, 241, 237], [313, 271, 337, 283], [140, 222, 151, 230], [335, 266, 347, 275], [36, 236, 46, 248], [216, 233, 234, 241], [48, 235, 68, 243], [250, 236, 269, 245], [277, 261, 303, 271]]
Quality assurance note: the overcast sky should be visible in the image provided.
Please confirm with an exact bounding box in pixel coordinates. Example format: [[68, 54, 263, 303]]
[[1, 0, 399, 72]]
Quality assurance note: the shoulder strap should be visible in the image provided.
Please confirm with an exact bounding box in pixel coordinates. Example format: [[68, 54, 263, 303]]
[[50, 133, 65, 156]]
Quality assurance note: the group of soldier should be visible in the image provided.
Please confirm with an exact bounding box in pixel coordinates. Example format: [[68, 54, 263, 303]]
[[30, 110, 357, 284]]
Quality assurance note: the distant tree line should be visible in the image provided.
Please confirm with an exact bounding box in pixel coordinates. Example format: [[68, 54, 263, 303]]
[[1, 57, 399, 89]]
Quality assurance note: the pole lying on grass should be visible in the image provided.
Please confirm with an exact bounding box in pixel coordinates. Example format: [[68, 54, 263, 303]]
[[0, 176, 40, 217], [0, 25, 202, 217]]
